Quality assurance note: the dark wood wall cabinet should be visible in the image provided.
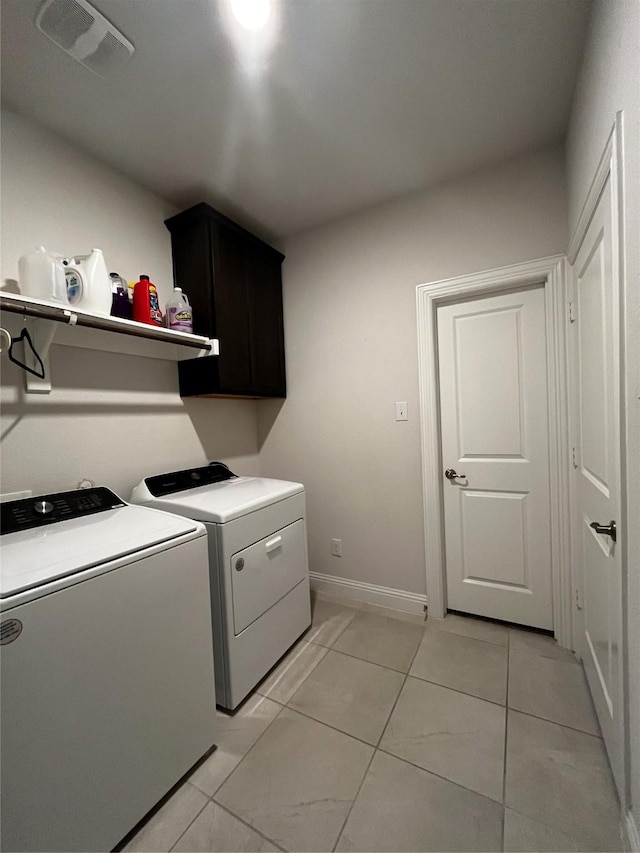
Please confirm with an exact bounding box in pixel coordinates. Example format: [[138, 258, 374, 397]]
[[165, 203, 286, 398]]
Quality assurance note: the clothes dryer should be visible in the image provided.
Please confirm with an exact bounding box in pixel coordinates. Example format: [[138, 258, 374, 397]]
[[131, 463, 311, 709]]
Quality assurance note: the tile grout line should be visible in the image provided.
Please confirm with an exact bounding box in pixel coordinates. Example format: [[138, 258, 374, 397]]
[[507, 706, 605, 739], [330, 742, 376, 853], [509, 707, 602, 737], [430, 626, 510, 649], [305, 609, 357, 649], [330, 624, 426, 852], [297, 616, 552, 832], [407, 670, 507, 708], [311, 642, 422, 674], [408, 644, 600, 736], [256, 639, 330, 705], [378, 614, 506, 811], [209, 798, 288, 852], [375, 633, 425, 750], [275, 703, 382, 750], [203, 701, 287, 800], [262, 632, 426, 749], [313, 596, 427, 628], [501, 631, 511, 851], [374, 746, 505, 807], [166, 792, 210, 853], [507, 636, 604, 738], [303, 643, 411, 678]]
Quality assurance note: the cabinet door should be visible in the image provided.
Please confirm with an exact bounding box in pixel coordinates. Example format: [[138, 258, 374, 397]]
[[169, 216, 215, 337], [211, 223, 252, 394], [247, 244, 286, 397], [167, 203, 286, 399]]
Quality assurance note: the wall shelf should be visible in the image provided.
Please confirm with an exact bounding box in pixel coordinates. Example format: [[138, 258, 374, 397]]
[[0, 292, 218, 394]]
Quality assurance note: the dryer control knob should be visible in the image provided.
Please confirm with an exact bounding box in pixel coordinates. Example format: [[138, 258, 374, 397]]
[[235, 558, 245, 572], [34, 500, 54, 515]]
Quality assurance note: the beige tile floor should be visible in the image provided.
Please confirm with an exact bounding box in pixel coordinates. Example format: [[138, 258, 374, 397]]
[[121, 597, 623, 853]]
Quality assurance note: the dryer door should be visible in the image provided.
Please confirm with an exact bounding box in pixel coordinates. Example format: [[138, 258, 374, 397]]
[[231, 520, 306, 634]]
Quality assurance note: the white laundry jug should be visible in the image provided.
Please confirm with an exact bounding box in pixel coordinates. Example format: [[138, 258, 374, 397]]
[[62, 249, 112, 315], [18, 247, 67, 305], [166, 287, 193, 333]]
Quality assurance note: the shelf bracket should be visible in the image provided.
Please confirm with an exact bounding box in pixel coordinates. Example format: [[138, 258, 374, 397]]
[[201, 338, 219, 357], [22, 317, 57, 394]]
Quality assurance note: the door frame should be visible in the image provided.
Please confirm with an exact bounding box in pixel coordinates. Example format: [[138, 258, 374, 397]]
[[416, 254, 572, 647]]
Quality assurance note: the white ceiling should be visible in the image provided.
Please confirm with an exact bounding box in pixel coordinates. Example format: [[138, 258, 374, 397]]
[[1, 0, 591, 240]]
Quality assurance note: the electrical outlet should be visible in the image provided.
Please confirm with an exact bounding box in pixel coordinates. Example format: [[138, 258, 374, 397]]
[[331, 538, 342, 557], [395, 401, 408, 421]]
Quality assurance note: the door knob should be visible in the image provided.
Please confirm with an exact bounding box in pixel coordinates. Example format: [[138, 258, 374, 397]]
[[445, 469, 466, 480], [589, 520, 617, 543]]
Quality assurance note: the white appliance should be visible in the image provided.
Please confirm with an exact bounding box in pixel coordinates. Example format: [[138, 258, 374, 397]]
[[0, 488, 217, 853], [131, 463, 311, 710]]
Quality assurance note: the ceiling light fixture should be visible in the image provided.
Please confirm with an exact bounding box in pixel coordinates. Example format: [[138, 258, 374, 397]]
[[229, 0, 271, 31]]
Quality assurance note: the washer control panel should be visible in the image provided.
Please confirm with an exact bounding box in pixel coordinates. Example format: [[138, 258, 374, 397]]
[[1, 488, 125, 534]]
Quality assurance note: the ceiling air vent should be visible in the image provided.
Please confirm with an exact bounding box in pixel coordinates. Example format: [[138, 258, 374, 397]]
[[35, 0, 134, 77]]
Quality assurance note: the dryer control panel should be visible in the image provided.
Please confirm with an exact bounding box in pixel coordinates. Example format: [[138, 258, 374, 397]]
[[1, 488, 125, 534], [144, 462, 236, 497]]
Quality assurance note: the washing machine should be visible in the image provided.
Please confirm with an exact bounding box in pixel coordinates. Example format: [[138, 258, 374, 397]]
[[131, 463, 311, 710], [0, 487, 217, 853]]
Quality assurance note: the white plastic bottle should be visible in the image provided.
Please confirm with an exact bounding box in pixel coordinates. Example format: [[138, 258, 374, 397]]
[[166, 287, 193, 333], [18, 247, 67, 304], [63, 248, 111, 315]]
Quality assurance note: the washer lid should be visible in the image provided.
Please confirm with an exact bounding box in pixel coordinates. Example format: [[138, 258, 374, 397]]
[[132, 476, 304, 523], [0, 504, 201, 599]]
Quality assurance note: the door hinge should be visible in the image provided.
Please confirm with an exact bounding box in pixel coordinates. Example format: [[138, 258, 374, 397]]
[[569, 301, 576, 323], [571, 447, 579, 469], [575, 588, 583, 611]]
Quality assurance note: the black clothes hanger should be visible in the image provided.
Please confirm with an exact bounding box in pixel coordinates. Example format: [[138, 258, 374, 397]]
[[8, 327, 46, 380]]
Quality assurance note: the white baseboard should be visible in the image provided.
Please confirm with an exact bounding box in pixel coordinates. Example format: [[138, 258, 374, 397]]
[[626, 811, 640, 853], [309, 572, 427, 616]]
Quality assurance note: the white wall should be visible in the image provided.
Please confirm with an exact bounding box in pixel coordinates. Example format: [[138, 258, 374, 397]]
[[1, 110, 259, 498], [566, 0, 640, 838], [258, 147, 567, 597]]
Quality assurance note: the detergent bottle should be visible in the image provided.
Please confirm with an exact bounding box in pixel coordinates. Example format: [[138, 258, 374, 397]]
[[62, 248, 111, 315], [165, 287, 193, 333], [109, 273, 132, 319], [132, 275, 163, 326]]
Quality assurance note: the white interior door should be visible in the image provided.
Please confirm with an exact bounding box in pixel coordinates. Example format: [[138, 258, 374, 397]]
[[437, 286, 553, 630], [571, 176, 624, 799]]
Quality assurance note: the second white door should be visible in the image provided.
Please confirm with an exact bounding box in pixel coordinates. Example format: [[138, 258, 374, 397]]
[[437, 286, 553, 629], [570, 175, 624, 800]]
